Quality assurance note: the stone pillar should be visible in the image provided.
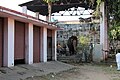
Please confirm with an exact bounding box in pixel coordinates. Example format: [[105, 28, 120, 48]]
[[25, 23, 33, 64], [3, 18, 14, 67], [22, 6, 27, 14], [52, 30, 57, 61], [41, 27, 47, 62], [100, 2, 109, 60]]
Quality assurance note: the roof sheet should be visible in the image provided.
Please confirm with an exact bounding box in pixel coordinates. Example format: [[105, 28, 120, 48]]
[[19, 0, 97, 16]]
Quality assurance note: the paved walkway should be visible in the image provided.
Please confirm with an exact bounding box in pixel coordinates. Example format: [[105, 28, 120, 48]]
[[0, 61, 74, 80]]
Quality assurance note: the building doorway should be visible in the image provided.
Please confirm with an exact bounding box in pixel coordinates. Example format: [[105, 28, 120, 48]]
[[14, 21, 25, 65], [0, 17, 3, 67], [33, 25, 41, 63]]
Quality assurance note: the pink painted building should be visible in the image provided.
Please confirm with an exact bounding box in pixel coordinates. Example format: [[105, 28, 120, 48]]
[[0, 6, 58, 67]]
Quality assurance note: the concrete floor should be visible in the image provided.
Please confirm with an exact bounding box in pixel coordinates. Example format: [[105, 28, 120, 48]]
[[0, 61, 74, 80]]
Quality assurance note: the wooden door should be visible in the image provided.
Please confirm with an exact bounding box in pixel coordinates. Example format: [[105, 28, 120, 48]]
[[14, 21, 25, 60], [33, 26, 40, 63]]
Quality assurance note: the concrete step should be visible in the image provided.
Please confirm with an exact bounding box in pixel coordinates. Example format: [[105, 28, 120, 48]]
[[57, 54, 82, 63]]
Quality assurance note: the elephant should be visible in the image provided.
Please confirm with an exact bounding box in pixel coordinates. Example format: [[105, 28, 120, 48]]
[[67, 36, 77, 56]]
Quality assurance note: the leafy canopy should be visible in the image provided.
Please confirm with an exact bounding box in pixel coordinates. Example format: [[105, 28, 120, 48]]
[[107, 0, 120, 24], [107, 0, 120, 41]]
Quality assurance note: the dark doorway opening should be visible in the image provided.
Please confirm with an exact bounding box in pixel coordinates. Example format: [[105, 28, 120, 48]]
[[14, 21, 25, 65], [33, 25, 41, 63], [0, 17, 4, 67], [47, 37, 52, 61], [14, 59, 25, 65]]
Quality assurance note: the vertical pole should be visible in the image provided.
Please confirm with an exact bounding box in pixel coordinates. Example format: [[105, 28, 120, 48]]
[[48, 2, 52, 22], [100, 2, 109, 61]]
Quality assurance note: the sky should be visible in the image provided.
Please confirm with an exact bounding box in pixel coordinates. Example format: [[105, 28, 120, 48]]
[[0, 0, 93, 21], [0, 0, 30, 11], [0, 0, 36, 16]]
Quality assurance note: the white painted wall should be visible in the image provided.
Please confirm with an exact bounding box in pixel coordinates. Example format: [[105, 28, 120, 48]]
[[4, 18, 14, 67], [22, 6, 27, 14]]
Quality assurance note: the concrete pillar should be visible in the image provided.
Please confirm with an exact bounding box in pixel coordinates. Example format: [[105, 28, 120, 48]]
[[22, 6, 27, 14], [41, 27, 47, 62], [3, 18, 14, 67], [35, 12, 39, 19], [52, 30, 57, 61], [46, 16, 49, 22], [100, 2, 109, 60], [25, 23, 33, 64]]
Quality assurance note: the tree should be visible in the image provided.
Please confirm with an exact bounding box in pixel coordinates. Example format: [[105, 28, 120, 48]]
[[108, 0, 120, 39], [108, 23, 120, 53], [92, 0, 120, 54], [43, 0, 59, 22], [77, 35, 90, 62], [109, 24, 120, 41], [107, 0, 120, 24], [107, 0, 120, 53]]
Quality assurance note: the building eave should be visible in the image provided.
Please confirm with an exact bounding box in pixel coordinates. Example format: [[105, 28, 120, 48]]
[[0, 6, 58, 30]]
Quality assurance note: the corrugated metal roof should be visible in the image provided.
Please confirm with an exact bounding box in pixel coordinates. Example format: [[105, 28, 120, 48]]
[[19, 0, 97, 16]]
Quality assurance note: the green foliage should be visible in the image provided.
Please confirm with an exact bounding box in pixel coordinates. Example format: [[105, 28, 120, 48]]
[[107, 0, 120, 41], [43, 0, 59, 3], [76, 35, 90, 53], [92, 0, 120, 41], [93, 0, 104, 17], [96, 0, 102, 5], [108, 0, 120, 24], [108, 23, 120, 40], [78, 35, 90, 46]]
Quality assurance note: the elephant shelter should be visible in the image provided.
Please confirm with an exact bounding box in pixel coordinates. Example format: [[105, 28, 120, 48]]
[[19, 0, 110, 62]]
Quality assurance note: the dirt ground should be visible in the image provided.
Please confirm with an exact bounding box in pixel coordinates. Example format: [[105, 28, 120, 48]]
[[24, 63, 120, 80]]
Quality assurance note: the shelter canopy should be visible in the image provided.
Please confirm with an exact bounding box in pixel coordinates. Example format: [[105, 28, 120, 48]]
[[19, 0, 97, 16]]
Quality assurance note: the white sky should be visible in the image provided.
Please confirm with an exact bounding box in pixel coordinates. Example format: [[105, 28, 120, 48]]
[[0, 0, 36, 16], [0, 0, 30, 11], [0, 0, 93, 21]]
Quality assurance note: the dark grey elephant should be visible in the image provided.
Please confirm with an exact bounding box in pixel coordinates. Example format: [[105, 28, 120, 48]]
[[67, 36, 77, 55]]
